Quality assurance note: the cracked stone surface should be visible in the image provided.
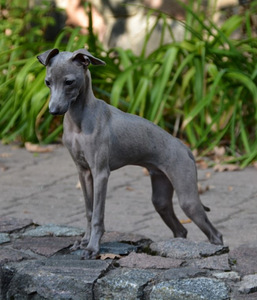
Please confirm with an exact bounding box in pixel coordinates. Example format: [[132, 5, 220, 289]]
[[101, 231, 151, 244], [22, 224, 84, 237], [0, 218, 256, 299], [188, 254, 231, 271], [94, 268, 158, 299], [238, 274, 257, 294], [148, 277, 230, 300], [0, 217, 33, 233], [213, 271, 240, 282], [12, 236, 79, 257], [4, 258, 111, 300], [118, 252, 183, 269], [229, 244, 257, 276], [0, 247, 32, 264], [100, 242, 139, 255], [150, 238, 229, 259], [0, 233, 10, 245]]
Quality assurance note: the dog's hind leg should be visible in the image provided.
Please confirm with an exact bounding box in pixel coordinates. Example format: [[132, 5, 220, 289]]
[[150, 170, 187, 238], [170, 169, 223, 245]]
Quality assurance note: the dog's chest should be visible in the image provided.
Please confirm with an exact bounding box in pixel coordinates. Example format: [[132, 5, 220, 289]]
[[74, 150, 90, 169], [63, 131, 91, 169]]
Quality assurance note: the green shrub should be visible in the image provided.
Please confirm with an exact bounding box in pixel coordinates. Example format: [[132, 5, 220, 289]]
[[0, 1, 99, 143], [109, 1, 257, 167], [0, 0, 257, 167]]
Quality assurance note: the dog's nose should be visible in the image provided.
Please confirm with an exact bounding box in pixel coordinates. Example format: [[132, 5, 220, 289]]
[[49, 102, 63, 115], [49, 108, 61, 115], [49, 97, 68, 115]]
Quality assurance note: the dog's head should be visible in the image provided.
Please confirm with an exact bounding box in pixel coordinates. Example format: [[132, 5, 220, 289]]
[[37, 48, 105, 115]]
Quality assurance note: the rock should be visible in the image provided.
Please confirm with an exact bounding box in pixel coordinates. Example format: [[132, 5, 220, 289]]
[[12, 236, 78, 257], [230, 245, 257, 275], [118, 252, 183, 269], [213, 271, 240, 282], [0, 233, 10, 244], [144, 267, 210, 297], [0, 217, 33, 233], [100, 242, 139, 255], [148, 277, 230, 300], [239, 274, 257, 294], [0, 247, 32, 264], [1, 221, 252, 299], [158, 267, 210, 281], [22, 224, 84, 237], [150, 238, 229, 259], [5, 257, 111, 300], [94, 268, 158, 299], [188, 254, 231, 271], [0, 264, 16, 300], [102, 231, 151, 244]]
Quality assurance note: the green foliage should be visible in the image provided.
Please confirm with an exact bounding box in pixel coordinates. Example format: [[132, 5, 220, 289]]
[[0, 0, 257, 166], [108, 1, 257, 166], [0, 0, 55, 142], [0, 1, 98, 143]]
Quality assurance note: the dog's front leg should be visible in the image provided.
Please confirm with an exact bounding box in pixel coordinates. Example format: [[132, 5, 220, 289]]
[[79, 168, 93, 246], [82, 169, 109, 259], [70, 168, 93, 251]]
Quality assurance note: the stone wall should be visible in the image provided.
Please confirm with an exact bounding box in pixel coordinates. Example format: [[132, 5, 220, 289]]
[[0, 217, 257, 299]]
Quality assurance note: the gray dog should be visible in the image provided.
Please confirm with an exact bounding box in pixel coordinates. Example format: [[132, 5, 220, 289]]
[[37, 48, 223, 259]]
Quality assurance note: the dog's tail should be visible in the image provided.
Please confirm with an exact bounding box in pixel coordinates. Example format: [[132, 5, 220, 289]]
[[202, 204, 211, 212]]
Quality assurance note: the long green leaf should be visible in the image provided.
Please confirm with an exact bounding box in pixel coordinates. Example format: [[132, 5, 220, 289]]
[[128, 77, 149, 115], [149, 47, 178, 121], [226, 71, 257, 103], [182, 69, 227, 128]]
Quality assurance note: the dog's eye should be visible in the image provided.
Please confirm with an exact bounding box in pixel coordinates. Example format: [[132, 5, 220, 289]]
[[45, 80, 50, 86], [65, 80, 74, 86]]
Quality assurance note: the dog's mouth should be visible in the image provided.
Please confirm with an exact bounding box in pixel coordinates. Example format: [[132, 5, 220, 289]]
[[49, 105, 69, 116], [49, 110, 65, 116], [49, 93, 79, 115], [49, 99, 71, 116]]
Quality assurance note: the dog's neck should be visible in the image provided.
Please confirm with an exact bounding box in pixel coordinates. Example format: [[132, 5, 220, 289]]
[[67, 69, 95, 129]]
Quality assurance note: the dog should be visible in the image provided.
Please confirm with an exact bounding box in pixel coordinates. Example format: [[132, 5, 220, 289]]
[[37, 48, 223, 259]]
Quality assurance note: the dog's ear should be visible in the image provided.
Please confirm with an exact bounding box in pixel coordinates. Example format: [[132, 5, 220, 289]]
[[71, 49, 106, 68], [37, 49, 59, 66]]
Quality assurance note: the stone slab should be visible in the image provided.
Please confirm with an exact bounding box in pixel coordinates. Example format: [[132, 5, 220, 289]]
[[69, 242, 139, 258], [188, 254, 231, 271], [158, 267, 210, 281], [230, 245, 257, 276], [4, 258, 111, 300], [0, 217, 34, 233], [94, 268, 158, 299], [22, 224, 84, 237], [0, 233, 10, 244], [102, 231, 152, 244], [239, 274, 257, 294], [213, 271, 240, 282], [0, 247, 31, 264], [150, 238, 229, 259], [100, 242, 139, 255], [148, 277, 230, 300], [118, 252, 183, 269], [1, 217, 257, 299], [12, 236, 78, 257]]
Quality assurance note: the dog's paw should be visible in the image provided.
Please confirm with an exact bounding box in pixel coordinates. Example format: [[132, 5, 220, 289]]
[[81, 249, 99, 260], [70, 240, 81, 251], [70, 237, 90, 251], [211, 234, 224, 246]]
